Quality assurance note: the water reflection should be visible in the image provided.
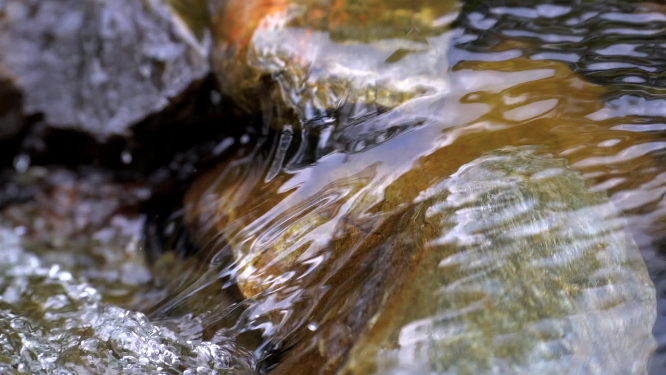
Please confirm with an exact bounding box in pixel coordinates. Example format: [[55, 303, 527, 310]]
[[3, 0, 666, 373], [351, 147, 654, 374], [180, 53, 661, 372], [171, 0, 666, 373]]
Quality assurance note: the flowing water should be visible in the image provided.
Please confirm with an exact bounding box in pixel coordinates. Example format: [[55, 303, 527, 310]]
[[4, 0, 666, 373]]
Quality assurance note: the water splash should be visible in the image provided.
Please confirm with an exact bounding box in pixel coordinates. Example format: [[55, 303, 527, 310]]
[[0, 228, 256, 374]]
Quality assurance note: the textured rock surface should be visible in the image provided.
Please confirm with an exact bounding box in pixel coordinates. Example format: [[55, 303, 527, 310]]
[[0, 0, 210, 141], [181, 42, 661, 370], [209, 0, 460, 162], [338, 148, 656, 375], [184, 144, 657, 374]]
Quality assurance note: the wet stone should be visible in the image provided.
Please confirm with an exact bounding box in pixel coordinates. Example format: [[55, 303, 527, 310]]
[[337, 148, 656, 375], [0, 167, 154, 302], [184, 142, 657, 375], [209, 0, 461, 161], [0, 0, 210, 142], [183, 1, 665, 367]]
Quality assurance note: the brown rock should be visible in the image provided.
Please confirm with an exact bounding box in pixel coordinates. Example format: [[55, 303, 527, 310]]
[[0, 66, 23, 140]]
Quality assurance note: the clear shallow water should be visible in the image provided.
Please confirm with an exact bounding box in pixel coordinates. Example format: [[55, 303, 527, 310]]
[[4, 0, 666, 374], [174, 0, 666, 372], [0, 228, 256, 374]]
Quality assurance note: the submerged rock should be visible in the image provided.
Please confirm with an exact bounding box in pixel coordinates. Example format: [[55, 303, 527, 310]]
[[0, 0, 210, 142], [338, 147, 655, 374], [209, 0, 460, 160], [181, 52, 659, 372], [185, 146, 657, 374], [170, 1, 661, 372]]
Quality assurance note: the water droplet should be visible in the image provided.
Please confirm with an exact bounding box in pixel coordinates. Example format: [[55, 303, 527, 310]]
[[307, 322, 319, 331], [164, 222, 175, 236], [48, 265, 60, 278], [240, 134, 250, 144], [139, 65, 152, 78], [210, 90, 222, 104], [13, 153, 30, 173], [121, 151, 133, 164]]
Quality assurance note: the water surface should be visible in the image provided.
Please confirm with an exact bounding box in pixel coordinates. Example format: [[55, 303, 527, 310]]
[[3, 0, 666, 373]]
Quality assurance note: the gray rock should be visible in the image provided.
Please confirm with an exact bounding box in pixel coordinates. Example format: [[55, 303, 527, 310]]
[[0, 0, 210, 141]]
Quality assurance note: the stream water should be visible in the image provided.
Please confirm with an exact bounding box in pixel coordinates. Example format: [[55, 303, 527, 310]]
[[3, 0, 666, 374]]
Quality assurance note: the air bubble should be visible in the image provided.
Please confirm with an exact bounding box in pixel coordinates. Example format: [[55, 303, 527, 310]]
[[121, 151, 133, 164], [13, 153, 30, 173]]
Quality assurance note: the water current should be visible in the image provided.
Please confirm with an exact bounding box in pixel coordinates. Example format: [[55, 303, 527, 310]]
[[4, 0, 666, 374]]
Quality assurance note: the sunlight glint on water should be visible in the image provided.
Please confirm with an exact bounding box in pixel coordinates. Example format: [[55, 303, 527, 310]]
[[4, 0, 666, 373]]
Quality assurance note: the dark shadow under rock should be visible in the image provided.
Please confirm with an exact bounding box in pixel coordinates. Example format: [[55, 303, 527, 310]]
[[20, 73, 252, 176], [0, 67, 25, 164], [0, 69, 23, 140]]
